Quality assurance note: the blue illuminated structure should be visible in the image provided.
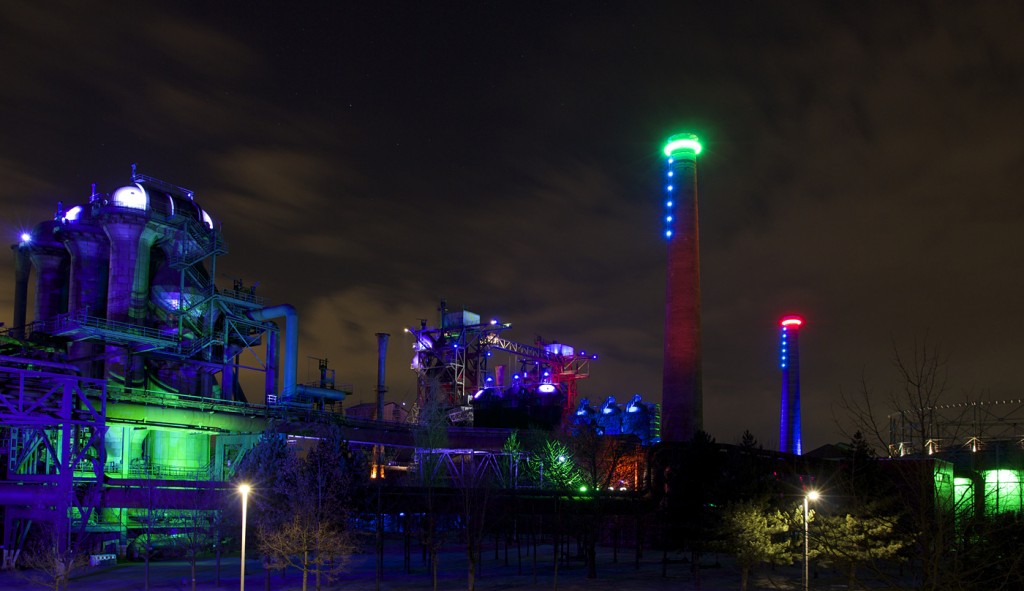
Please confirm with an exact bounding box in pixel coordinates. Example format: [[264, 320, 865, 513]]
[[572, 394, 660, 445], [778, 316, 804, 455]]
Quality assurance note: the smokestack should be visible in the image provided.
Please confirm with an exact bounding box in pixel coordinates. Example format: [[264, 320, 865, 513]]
[[778, 315, 804, 455], [12, 243, 30, 338], [375, 333, 390, 421], [661, 132, 704, 442]]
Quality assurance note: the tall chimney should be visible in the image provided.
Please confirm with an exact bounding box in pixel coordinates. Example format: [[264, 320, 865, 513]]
[[778, 315, 804, 455], [375, 333, 390, 421], [661, 133, 704, 442]]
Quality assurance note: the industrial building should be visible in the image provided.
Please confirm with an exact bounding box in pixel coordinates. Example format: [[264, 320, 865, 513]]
[[0, 168, 659, 567], [1, 170, 324, 565], [4, 136, 1021, 578]]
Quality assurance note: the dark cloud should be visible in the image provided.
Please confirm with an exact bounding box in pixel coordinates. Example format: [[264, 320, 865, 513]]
[[2, 2, 1023, 450]]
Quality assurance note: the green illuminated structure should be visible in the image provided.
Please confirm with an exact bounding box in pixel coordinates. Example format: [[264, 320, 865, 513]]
[[661, 131, 705, 442], [663, 134, 703, 157], [982, 468, 1023, 514]]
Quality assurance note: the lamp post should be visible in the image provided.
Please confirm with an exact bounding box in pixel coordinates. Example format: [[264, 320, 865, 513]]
[[238, 483, 251, 591], [803, 490, 819, 591]]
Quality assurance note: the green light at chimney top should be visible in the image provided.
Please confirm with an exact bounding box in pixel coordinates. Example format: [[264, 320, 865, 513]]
[[663, 133, 702, 157]]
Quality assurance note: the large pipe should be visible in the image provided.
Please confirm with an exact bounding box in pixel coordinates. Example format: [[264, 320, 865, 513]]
[[62, 224, 110, 378], [0, 483, 62, 506], [246, 305, 344, 403], [62, 225, 110, 315], [28, 221, 70, 323], [0, 354, 81, 373], [264, 330, 279, 404], [375, 333, 389, 421], [102, 214, 151, 387], [248, 304, 298, 399], [102, 216, 148, 324], [661, 133, 703, 442]]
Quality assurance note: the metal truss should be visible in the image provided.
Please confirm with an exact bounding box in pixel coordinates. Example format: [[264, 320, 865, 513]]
[[0, 356, 108, 554], [889, 398, 1024, 456], [414, 449, 523, 488]]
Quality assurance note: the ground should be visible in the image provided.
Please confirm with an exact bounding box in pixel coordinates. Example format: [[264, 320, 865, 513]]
[[0, 539, 877, 590]]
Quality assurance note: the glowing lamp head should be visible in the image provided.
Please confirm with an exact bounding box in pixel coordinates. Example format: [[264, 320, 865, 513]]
[[663, 132, 702, 158], [780, 315, 804, 328], [238, 483, 251, 495], [19, 232, 32, 243], [806, 490, 820, 502]]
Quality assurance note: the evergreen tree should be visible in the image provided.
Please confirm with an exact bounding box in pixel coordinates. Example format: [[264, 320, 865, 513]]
[[815, 513, 908, 590], [722, 501, 795, 591], [526, 438, 581, 490]]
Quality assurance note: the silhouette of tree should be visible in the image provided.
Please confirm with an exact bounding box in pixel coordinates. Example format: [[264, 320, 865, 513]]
[[414, 398, 450, 591]]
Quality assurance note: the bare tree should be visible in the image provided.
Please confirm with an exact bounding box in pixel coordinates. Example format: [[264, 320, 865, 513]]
[[16, 523, 88, 591], [837, 335, 966, 457], [458, 451, 494, 591], [246, 425, 366, 591], [415, 398, 450, 591], [259, 515, 355, 591], [173, 476, 221, 591], [232, 427, 294, 589], [831, 336, 1024, 590], [564, 424, 640, 579]]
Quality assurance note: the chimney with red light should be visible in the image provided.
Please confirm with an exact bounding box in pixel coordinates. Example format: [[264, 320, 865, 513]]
[[778, 315, 804, 454]]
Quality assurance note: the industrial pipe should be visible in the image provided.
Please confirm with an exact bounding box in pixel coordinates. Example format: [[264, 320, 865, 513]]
[[28, 221, 71, 323], [247, 305, 298, 399], [246, 305, 346, 403], [375, 333, 389, 421]]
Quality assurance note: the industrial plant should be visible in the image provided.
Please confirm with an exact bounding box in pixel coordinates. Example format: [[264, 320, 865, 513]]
[[0, 165, 660, 567], [2, 134, 1023, 586]]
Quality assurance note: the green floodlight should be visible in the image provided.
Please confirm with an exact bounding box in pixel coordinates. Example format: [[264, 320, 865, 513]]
[[579, 485, 588, 493], [663, 133, 702, 157]]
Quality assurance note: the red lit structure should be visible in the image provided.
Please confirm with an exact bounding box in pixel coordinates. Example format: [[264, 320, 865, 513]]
[[779, 315, 804, 455]]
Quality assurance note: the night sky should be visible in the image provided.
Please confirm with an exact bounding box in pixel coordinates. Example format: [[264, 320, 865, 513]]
[[3, 2, 1024, 451]]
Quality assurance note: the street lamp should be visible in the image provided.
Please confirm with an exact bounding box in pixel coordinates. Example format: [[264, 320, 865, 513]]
[[238, 483, 251, 591], [803, 490, 819, 591]]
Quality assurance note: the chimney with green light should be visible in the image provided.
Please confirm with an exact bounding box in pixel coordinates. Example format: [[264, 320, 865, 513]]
[[661, 132, 703, 442]]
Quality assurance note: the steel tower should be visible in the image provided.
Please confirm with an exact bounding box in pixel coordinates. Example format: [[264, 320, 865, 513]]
[[661, 133, 703, 442], [779, 315, 804, 455]]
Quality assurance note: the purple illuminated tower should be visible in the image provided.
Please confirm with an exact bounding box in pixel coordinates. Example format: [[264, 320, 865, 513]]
[[778, 315, 804, 455], [661, 133, 703, 442]]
